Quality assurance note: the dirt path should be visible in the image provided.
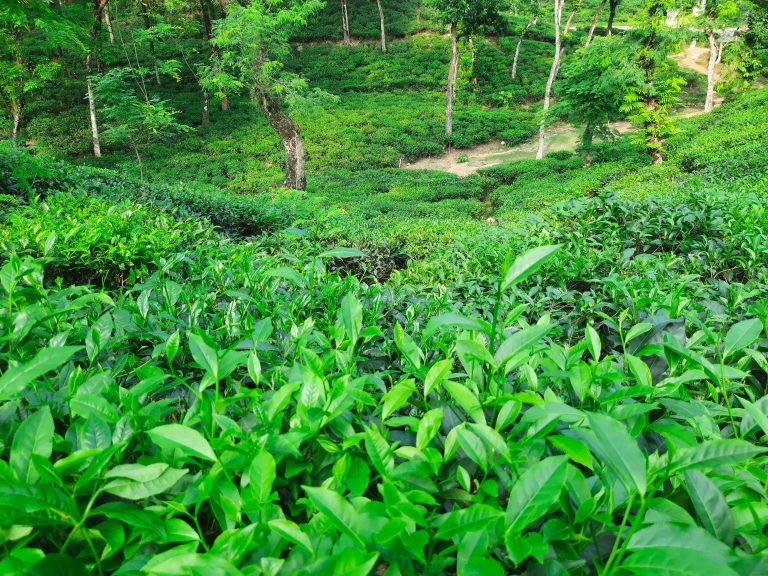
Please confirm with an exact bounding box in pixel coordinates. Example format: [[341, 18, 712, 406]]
[[672, 43, 723, 81], [404, 122, 631, 176], [403, 44, 723, 177]]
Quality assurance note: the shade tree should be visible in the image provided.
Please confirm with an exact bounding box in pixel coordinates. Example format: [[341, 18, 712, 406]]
[[211, 0, 325, 191]]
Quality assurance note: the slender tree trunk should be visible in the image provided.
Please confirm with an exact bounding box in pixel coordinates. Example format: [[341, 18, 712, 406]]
[[640, 4, 663, 164], [140, 1, 161, 85], [86, 77, 102, 157], [340, 0, 351, 45], [257, 90, 306, 191], [704, 30, 717, 112], [133, 144, 144, 180], [376, 0, 386, 53], [104, 3, 115, 44], [554, 1, 581, 77], [85, 54, 102, 158], [512, 17, 537, 79], [200, 0, 213, 39], [537, 0, 563, 160], [607, 0, 617, 35], [563, 2, 580, 33], [469, 35, 478, 89], [582, 123, 594, 166], [221, 95, 230, 111], [445, 23, 459, 138], [202, 89, 210, 125], [87, 0, 107, 157], [11, 101, 21, 141], [585, 0, 607, 47]]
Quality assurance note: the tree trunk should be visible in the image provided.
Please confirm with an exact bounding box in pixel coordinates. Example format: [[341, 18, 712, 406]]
[[640, 3, 663, 164], [86, 54, 102, 158], [585, 0, 607, 47], [705, 30, 717, 112], [445, 23, 459, 138], [376, 0, 386, 53], [715, 41, 724, 64], [469, 35, 478, 89], [257, 90, 306, 191], [341, 0, 351, 45], [104, 3, 115, 44], [537, 0, 563, 160], [133, 144, 144, 180], [582, 123, 594, 166], [554, 1, 581, 77], [140, 1, 161, 85], [202, 89, 210, 125], [607, 0, 617, 35], [563, 2, 580, 33], [11, 101, 21, 141], [512, 17, 536, 79], [221, 95, 230, 111], [87, 1, 107, 157], [200, 0, 213, 39]]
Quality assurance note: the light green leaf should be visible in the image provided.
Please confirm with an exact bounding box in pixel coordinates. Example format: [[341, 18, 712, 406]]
[[583, 412, 647, 496], [625, 523, 739, 576], [500, 244, 562, 292], [382, 379, 415, 420], [424, 358, 453, 397], [493, 324, 552, 366], [0, 346, 81, 401], [103, 466, 187, 500], [416, 408, 443, 451], [394, 323, 422, 369], [148, 424, 217, 462], [435, 503, 504, 540], [10, 406, 54, 484], [263, 266, 306, 286], [303, 486, 365, 548], [319, 247, 365, 259], [548, 434, 592, 469], [443, 380, 486, 424], [188, 333, 219, 381], [586, 325, 601, 361], [340, 293, 363, 344], [625, 323, 654, 344], [424, 313, 486, 338], [626, 355, 652, 388], [670, 439, 766, 473], [684, 470, 734, 546], [723, 318, 762, 359], [622, 548, 738, 576], [245, 451, 276, 505], [505, 456, 568, 533], [268, 519, 314, 555], [105, 463, 169, 482]]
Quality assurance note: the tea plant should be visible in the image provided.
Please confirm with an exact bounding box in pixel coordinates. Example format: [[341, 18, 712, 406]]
[[1, 162, 767, 573]]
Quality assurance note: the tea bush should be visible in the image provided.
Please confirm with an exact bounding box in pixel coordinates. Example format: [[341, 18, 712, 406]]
[[1, 168, 768, 573]]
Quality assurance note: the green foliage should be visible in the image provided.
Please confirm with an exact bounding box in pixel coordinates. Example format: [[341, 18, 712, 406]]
[[1, 157, 768, 572]]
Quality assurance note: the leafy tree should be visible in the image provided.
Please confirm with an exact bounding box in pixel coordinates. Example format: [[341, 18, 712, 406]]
[[211, 0, 325, 191], [427, 0, 505, 137], [607, 0, 622, 34], [511, 0, 547, 79], [559, 36, 643, 165], [93, 68, 191, 180], [341, 0, 351, 44], [375, 0, 387, 53], [0, 1, 61, 140], [621, 0, 684, 163], [687, 0, 744, 111], [536, 0, 565, 160]]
